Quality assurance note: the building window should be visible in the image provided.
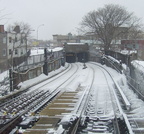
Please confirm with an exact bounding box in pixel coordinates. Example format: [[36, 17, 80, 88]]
[[21, 49, 23, 55], [3, 37, 6, 44], [9, 37, 12, 43], [29, 71, 33, 79], [9, 49, 12, 55], [3, 49, 6, 56], [15, 37, 17, 42], [15, 49, 18, 55]]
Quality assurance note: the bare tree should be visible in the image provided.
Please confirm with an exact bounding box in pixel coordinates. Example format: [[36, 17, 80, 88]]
[[7, 22, 33, 68], [7, 21, 33, 38], [128, 25, 144, 39], [80, 4, 143, 52]]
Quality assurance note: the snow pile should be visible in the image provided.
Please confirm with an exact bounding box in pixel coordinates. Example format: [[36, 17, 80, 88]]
[[107, 55, 120, 63], [0, 70, 9, 82], [131, 60, 144, 94], [52, 47, 63, 52], [30, 47, 63, 56], [120, 50, 137, 55], [60, 114, 78, 125], [0, 70, 10, 95], [30, 48, 44, 56], [118, 75, 144, 117], [131, 60, 144, 72]]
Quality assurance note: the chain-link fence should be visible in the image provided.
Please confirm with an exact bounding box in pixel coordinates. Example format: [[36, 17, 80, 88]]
[[124, 62, 144, 100], [0, 72, 10, 96]]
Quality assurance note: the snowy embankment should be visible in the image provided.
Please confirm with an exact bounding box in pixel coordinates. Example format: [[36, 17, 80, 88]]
[[130, 60, 144, 94], [0, 71, 9, 82], [0, 63, 69, 99], [105, 61, 144, 117], [0, 71, 9, 94], [131, 60, 144, 72], [118, 73, 144, 118], [18, 63, 69, 90]]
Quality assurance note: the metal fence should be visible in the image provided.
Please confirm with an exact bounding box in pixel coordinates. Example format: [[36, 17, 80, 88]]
[[124, 63, 144, 100], [105, 56, 144, 100], [89, 53, 144, 100], [0, 72, 10, 96], [15, 54, 44, 71]]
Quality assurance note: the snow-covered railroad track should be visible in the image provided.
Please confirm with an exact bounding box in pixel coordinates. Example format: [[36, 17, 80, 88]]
[[0, 63, 74, 113], [0, 63, 81, 133], [73, 62, 133, 134], [20, 63, 94, 134], [88, 63, 133, 134], [1, 62, 137, 134], [0, 63, 72, 105]]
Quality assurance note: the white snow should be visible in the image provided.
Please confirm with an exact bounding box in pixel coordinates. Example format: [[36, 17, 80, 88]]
[[120, 50, 137, 55], [30, 47, 63, 56], [18, 64, 69, 90], [0, 61, 144, 118], [0, 70, 9, 82], [131, 60, 144, 71], [1, 59, 144, 133]]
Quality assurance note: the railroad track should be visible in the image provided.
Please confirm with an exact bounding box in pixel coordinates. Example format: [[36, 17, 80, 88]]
[[67, 62, 132, 134], [0, 62, 136, 134], [90, 62, 133, 133], [0, 63, 80, 134], [94, 62, 144, 134], [21, 63, 94, 134]]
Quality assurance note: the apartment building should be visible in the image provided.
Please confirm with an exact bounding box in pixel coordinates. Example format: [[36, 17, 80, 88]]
[[121, 40, 144, 60], [0, 25, 8, 72], [0, 25, 27, 72]]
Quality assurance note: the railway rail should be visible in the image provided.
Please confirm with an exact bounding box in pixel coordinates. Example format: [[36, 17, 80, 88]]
[[1, 62, 143, 134], [58, 62, 133, 134], [21, 63, 94, 134], [95, 62, 144, 134], [0, 63, 79, 133], [21, 62, 132, 134]]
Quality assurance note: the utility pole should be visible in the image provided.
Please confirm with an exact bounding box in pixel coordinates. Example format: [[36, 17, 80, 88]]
[[36, 24, 44, 53], [37, 24, 44, 42], [43, 48, 48, 75], [9, 68, 13, 92]]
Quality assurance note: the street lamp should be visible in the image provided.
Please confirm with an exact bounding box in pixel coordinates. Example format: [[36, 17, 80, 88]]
[[36, 24, 44, 54], [37, 24, 44, 41]]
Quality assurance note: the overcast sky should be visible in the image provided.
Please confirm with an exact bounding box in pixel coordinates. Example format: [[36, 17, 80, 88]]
[[0, 0, 144, 40]]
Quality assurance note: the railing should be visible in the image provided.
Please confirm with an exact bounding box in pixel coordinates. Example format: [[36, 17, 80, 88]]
[[91, 54, 144, 102], [0, 73, 10, 96], [102, 55, 123, 74], [125, 74, 144, 101]]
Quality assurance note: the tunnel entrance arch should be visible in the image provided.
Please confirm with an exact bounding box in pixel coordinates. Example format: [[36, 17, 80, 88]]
[[65, 43, 89, 63], [66, 52, 76, 63]]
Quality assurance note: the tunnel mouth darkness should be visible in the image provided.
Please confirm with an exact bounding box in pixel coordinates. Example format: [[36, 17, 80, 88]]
[[66, 52, 88, 63]]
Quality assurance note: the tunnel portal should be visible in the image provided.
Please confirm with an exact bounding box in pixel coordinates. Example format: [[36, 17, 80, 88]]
[[65, 43, 89, 63]]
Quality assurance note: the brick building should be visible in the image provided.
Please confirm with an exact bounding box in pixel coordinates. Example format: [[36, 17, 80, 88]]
[[0, 25, 28, 72], [121, 40, 144, 60]]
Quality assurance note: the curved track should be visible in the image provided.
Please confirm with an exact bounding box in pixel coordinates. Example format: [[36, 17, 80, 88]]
[[0, 62, 133, 134], [67, 62, 132, 134], [0, 63, 80, 133]]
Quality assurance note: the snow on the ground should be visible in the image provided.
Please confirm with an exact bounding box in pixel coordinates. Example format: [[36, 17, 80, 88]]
[[131, 60, 144, 71], [18, 63, 69, 90], [30, 47, 63, 56], [0, 60, 144, 119], [0, 70, 9, 82], [118, 74, 144, 117], [30, 48, 44, 56], [120, 49, 137, 55]]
